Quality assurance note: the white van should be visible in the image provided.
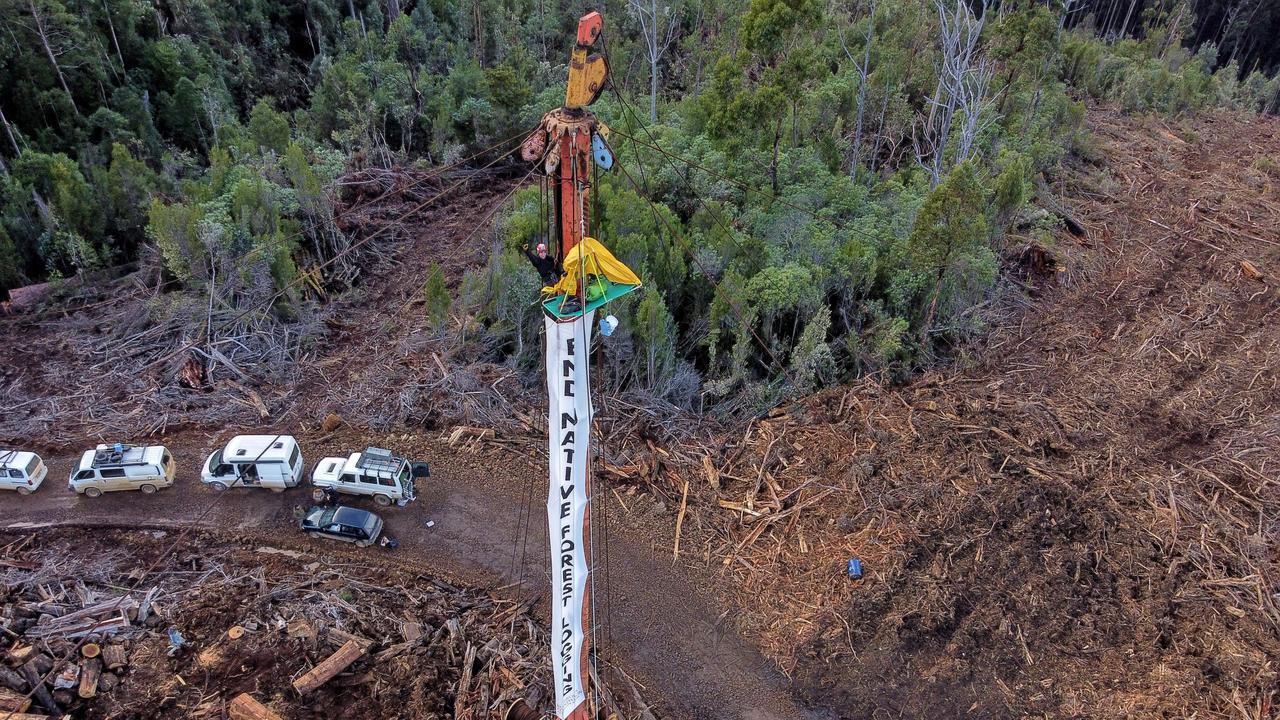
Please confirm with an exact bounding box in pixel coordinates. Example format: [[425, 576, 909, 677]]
[[201, 435, 303, 492], [310, 447, 422, 506], [69, 444, 176, 497], [0, 450, 48, 495]]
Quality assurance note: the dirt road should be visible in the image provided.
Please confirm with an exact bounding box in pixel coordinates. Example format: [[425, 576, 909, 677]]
[[0, 430, 825, 720]]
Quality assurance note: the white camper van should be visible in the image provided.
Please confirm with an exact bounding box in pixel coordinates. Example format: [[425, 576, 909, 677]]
[[0, 450, 48, 495], [310, 447, 424, 506], [201, 435, 303, 491], [69, 444, 176, 497]]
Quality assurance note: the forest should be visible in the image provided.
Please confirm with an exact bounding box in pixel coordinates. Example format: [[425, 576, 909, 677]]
[[1, 0, 1278, 410]]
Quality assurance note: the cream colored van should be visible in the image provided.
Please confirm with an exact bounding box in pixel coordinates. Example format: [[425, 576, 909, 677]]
[[69, 444, 176, 497]]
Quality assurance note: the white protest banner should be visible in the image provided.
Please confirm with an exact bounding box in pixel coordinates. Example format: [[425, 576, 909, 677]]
[[544, 312, 595, 719]]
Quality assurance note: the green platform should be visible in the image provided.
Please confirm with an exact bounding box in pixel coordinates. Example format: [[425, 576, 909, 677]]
[[543, 278, 641, 322]]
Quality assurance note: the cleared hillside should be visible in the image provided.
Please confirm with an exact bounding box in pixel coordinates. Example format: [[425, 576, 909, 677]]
[[652, 107, 1280, 718]]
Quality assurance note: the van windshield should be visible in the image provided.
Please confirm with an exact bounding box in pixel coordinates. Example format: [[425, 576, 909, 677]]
[[289, 444, 300, 468], [210, 450, 223, 468]]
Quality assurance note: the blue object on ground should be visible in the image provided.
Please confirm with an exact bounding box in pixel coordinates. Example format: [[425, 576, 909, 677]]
[[167, 627, 187, 649], [847, 558, 863, 579]]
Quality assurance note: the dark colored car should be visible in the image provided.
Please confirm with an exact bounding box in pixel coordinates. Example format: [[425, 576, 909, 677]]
[[300, 505, 385, 547]]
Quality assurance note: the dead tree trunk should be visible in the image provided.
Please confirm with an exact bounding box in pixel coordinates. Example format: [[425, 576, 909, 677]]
[[629, 0, 681, 123], [0, 103, 17, 159], [914, 0, 991, 187], [852, 0, 875, 174], [28, 0, 81, 117], [102, 0, 126, 73]]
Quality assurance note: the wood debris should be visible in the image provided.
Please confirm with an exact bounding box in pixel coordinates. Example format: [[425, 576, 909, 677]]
[[0, 528, 643, 720], [292, 639, 368, 695], [228, 693, 283, 720]]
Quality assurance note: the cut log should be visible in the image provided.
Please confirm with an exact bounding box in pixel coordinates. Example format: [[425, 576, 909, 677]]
[[324, 628, 372, 649], [79, 644, 100, 659], [447, 426, 494, 446], [26, 615, 130, 639], [18, 661, 58, 715], [101, 645, 127, 671], [34, 598, 137, 628], [505, 699, 540, 720], [229, 693, 283, 720], [292, 639, 367, 695], [98, 672, 118, 692], [77, 659, 100, 699], [5, 644, 35, 666], [0, 685, 33, 713], [0, 664, 25, 691], [227, 626, 246, 640]]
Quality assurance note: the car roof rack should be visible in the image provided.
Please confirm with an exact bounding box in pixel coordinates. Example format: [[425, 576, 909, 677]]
[[0, 450, 17, 469], [355, 447, 401, 476], [92, 443, 148, 468]]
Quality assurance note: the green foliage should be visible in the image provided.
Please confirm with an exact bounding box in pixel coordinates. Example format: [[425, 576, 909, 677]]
[[249, 100, 291, 155], [789, 304, 835, 392], [486, 248, 542, 359], [105, 143, 157, 242], [423, 264, 451, 331], [743, 0, 821, 60], [0, 224, 24, 299], [847, 308, 911, 372], [8, 150, 103, 272], [903, 161, 995, 339], [1058, 29, 1270, 117], [632, 291, 678, 387], [147, 198, 206, 285], [2, 0, 1278, 405], [991, 153, 1030, 225]]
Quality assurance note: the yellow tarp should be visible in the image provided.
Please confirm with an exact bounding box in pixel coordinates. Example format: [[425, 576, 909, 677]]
[[545, 237, 641, 297]]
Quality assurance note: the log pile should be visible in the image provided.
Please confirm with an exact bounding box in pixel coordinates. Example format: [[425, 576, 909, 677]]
[[0, 528, 645, 719]]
